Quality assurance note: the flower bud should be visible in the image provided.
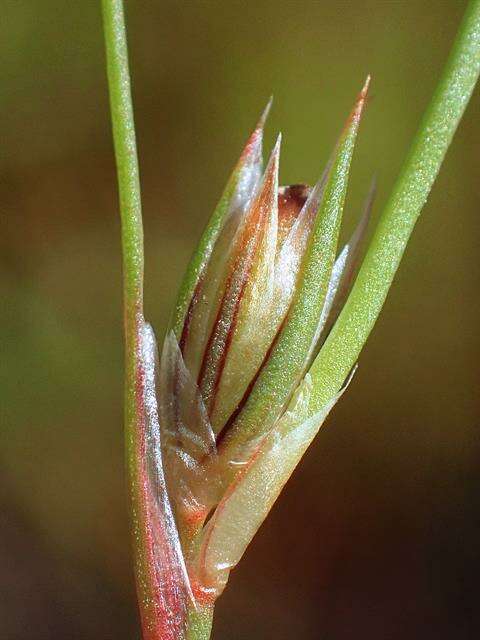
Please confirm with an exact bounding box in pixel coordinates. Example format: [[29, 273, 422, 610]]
[[144, 79, 371, 615]]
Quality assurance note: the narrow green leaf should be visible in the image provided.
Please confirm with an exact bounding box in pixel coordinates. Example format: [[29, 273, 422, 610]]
[[307, 0, 480, 416]]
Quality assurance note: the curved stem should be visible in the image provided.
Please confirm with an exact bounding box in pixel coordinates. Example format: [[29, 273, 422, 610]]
[[309, 0, 480, 412]]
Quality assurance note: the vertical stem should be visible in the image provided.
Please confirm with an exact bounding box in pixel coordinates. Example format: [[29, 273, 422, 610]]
[[309, 0, 480, 412], [102, 0, 144, 310], [101, 0, 147, 627], [102, 0, 144, 493], [102, 4, 214, 638]]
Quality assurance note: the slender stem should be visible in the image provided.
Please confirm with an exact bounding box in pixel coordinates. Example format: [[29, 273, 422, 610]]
[[102, 0, 144, 482], [309, 0, 480, 412], [102, 0, 144, 309], [102, 4, 215, 639], [101, 0, 147, 625]]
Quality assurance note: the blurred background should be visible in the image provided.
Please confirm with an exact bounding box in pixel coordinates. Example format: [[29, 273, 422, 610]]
[[1, 1, 479, 638]]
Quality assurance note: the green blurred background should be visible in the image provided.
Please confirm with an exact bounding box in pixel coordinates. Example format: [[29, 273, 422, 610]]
[[1, 1, 479, 638]]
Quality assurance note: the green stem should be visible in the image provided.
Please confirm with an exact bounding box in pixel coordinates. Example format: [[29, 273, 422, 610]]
[[185, 604, 215, 640], [102, 4, 214, 639], [101, 0, 144, 310], [102, 0, 144, 483], [309, 0, 480, 412], [101, 0, 148, 630]]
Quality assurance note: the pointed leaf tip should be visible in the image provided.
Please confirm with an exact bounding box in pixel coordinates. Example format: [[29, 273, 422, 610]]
[[351, 75, 371, 123], [241, 98, 274, 162], [270, 132, 282, 163], [257, 96, 273, 130], [259, 133, 281, 192], [362, 74, 371, 94], [260, 133, 281, 197]]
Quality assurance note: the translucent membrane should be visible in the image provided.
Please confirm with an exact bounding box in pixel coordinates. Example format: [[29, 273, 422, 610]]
[[159, 331, 220, 526], [140, 324, 192, 637], [210, 180, 322, 432], [197, 137, 281, 419], [197, 374, 351, 594], [180, 108, 268, 374]]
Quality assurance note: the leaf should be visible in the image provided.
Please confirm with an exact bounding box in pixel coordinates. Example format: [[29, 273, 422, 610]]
[[307, 2, 480, 416]]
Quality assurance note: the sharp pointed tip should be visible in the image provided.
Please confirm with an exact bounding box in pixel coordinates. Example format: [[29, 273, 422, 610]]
[[258, 133, 281, 196], [257, 96, 273, 130], [308, 162, 330, 204], [364, 177, 377, 215], [269, 133, 282, 169], [240, 98, 275, 164], [297, 172, 326, 223], [362, 75, 371, 95], [265, 133, 282, 165], [310, 179, 323, 203], [347, 75, 371, 128], [356, 75, 371, 109]]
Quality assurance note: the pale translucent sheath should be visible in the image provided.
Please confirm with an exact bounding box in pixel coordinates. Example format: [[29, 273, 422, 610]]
[[196, 373, 351, 593]]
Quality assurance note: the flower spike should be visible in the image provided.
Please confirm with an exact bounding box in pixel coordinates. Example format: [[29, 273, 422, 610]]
[[216, 78, 370, 465], [146, 82, 371, 628]]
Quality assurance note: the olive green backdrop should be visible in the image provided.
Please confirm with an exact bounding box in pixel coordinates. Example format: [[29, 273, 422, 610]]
[[1, 1, 479, 638]]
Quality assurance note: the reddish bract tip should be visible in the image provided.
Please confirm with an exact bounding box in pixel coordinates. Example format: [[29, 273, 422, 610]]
[[241, 97, 273, 161], [241, 133, 281, 236], [257, 95, 273, 130], [341, 75, 371, 137], [350, 74, 371, 124], [262, 132, 281, 193]]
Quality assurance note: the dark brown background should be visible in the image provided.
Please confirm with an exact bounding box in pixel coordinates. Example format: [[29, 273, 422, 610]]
[[1, 1, 479, 638]]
